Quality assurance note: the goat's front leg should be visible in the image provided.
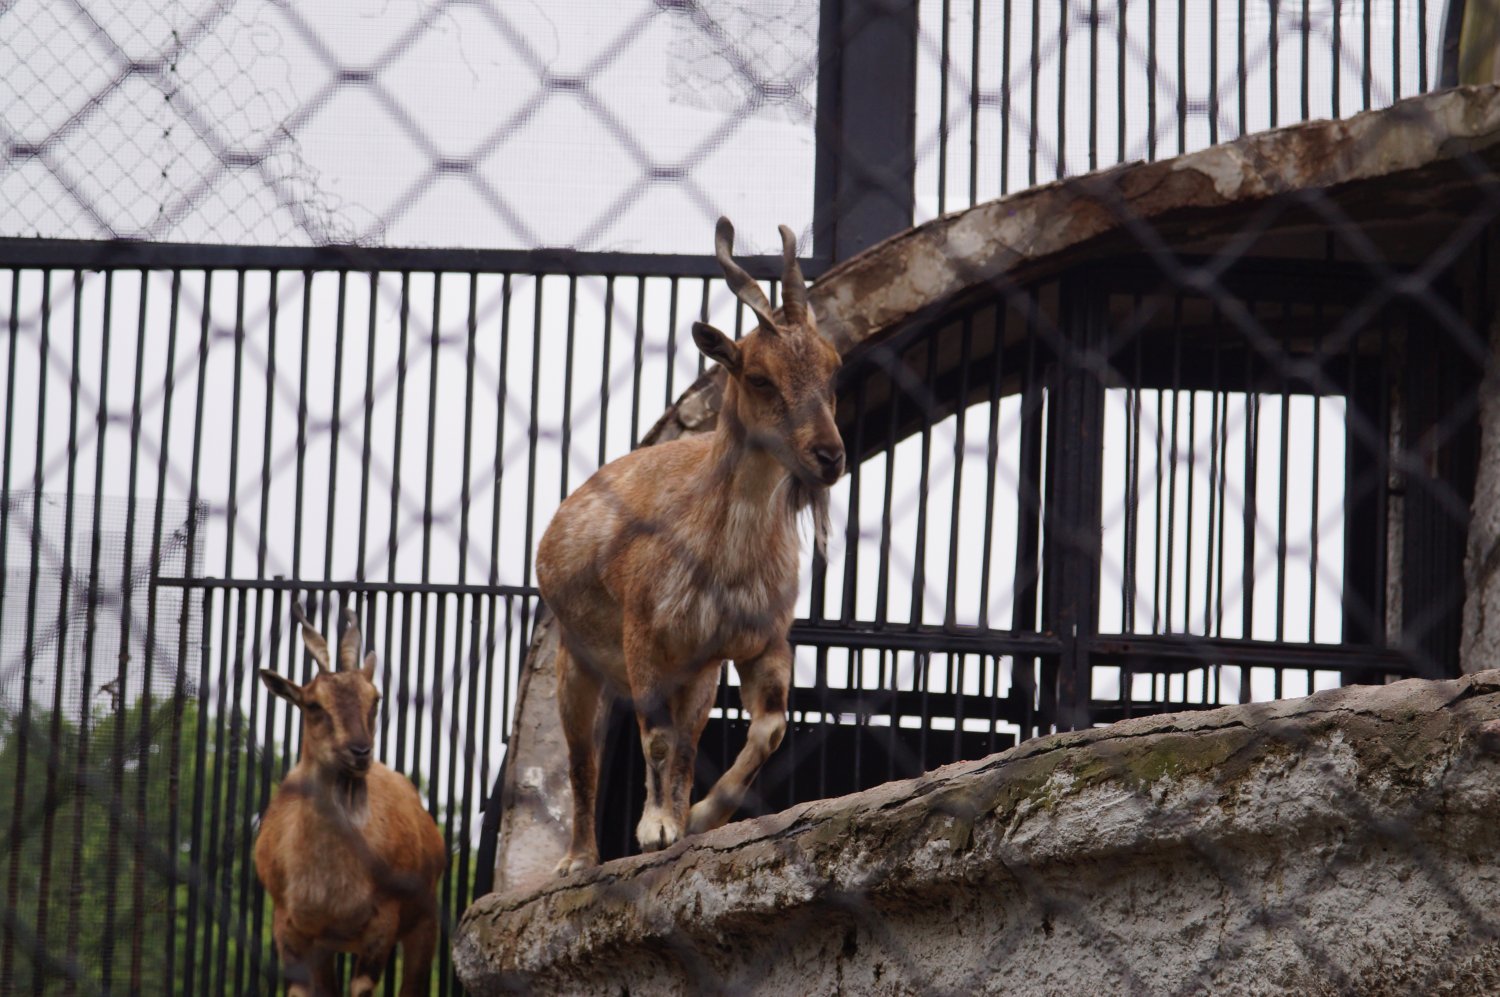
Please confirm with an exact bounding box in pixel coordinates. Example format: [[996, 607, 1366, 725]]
[[688, 637, 790, 834], [273, 910, 336, 997], [626, 635, 719, 853], [349, 902, 400, 997]]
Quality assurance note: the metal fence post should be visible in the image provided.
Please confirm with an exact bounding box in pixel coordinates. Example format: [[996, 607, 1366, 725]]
[[1045, 275, 1107, 732], [814, 0, 919, 263]]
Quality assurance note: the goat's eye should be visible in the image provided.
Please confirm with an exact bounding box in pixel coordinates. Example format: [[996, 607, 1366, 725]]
[[746, 374, 773, 391], [305, 702, 324, 716]]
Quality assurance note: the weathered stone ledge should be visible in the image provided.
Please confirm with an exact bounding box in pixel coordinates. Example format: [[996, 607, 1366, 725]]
[[457, 672, 1500, 995]]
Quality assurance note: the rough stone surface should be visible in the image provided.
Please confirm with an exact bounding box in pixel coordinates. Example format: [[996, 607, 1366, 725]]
[[459, 671, 1500, 995], [494, 83, 1500, 896], [1464, 228, 1500, 675]]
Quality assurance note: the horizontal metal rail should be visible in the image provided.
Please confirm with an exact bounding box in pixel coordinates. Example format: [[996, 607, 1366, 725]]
[[0, 238, 831, 280], [153, 576, 540, 600]]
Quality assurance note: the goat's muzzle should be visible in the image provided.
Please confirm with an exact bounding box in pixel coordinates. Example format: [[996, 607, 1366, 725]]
[[346, 741, 373, 775], [812, 444, 845, 485]]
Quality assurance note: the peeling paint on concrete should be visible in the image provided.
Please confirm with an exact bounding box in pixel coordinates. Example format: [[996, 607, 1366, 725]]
[[1173, 143, 1249, 199]]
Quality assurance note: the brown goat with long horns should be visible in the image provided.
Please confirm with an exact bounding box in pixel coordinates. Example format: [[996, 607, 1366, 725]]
[[254, 605, 447, 996], [537, 217, 844, 873]]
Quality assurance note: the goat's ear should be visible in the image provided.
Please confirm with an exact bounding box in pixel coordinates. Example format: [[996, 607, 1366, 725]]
[[692, 322, 741, 374], [260, 669, 303, 707], [361, 651, 377, 680]]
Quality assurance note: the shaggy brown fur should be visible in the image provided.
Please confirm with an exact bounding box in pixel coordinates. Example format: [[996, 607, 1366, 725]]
[[537, 218, 844, 873], [254, 607, 447, 997]]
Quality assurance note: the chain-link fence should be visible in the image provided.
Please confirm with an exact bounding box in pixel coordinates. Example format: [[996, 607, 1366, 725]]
[[0, 0, 1490, 993]]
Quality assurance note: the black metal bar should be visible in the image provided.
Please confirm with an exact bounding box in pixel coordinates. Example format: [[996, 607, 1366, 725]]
[[1208, 0, 1219, 145], [1176, 0, 1186, 155], [823, 0, 918, 261], [978, 306, 1006, 630], [145, 269, 181, 990], [908, 329, 939, 627], [387, 272, 412, 585], [1001, 0, 1014, 195], [31, 274, 79, 995], [176, 270, 212, 995], [1440, 0, 1466, 87], [789, 621, 1062, 656], [1014, 321, 1045, 736], [969, 0, 982, 206], [1089, 0, 1099, 172], [1269, 0, 1279, 126], [422, 275, 443, 581], [356, 272, 378, 581], [1046, 277, 1105, 731], [1237, 0, 1247, 135], [155, 576, 538, 598], [1031, 0, 1044, 181], [1147, 0, 1157, 160], [1363, 0, 1373, 109], [1301, 0, 1311, 122], [459, 274, 479, 586], [101, 268, 151, 992], [0, 238, 832, 280], [324, 272, 348, 581], [68, 270, 115, 985], [938, 0, 952, 215], [1395, 0, 1404, 100], [0, 265, 17, 994], [1057, 0, 1069, 175], [944, 316, 973, 628], [1334, 0, 1342, 116], [602, 277, 617, 462]]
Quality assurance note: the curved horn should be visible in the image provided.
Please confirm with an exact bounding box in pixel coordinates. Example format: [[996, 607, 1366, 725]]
[[338, 607, 362, 672], [290, 602, 330, 675], [777, 224, 808, 325], [715, 217, 778, 332]]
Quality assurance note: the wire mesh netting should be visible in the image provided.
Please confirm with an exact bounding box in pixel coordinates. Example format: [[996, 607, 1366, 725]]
[[1, 0, 821, 252], [0, 0, 1494, 993]]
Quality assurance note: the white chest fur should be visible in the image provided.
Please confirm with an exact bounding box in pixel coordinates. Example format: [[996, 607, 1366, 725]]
[[656, 492, 801, 656]]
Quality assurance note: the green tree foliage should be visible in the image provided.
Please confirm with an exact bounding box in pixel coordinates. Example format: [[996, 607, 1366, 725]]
[[1, 695, 463, 995], [0, 695, 282, 995]]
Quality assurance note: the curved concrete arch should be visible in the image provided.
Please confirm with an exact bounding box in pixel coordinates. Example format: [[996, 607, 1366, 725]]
[[492, 83, 1500, 895]]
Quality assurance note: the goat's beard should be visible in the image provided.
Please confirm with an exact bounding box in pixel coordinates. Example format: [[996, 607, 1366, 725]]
[[787, 478, 832, 560]]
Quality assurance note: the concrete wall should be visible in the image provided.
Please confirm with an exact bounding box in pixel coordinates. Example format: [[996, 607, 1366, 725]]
[[457, 671, 1500, 996]]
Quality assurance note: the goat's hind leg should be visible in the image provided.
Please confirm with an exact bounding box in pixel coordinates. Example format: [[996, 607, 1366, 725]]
[[687, 638, 790, 834], [555, 641, 604, 875]]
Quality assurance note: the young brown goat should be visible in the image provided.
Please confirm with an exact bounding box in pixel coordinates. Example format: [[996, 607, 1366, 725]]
[[254, 606, 447, 997], [537, 218, 843, 873]]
